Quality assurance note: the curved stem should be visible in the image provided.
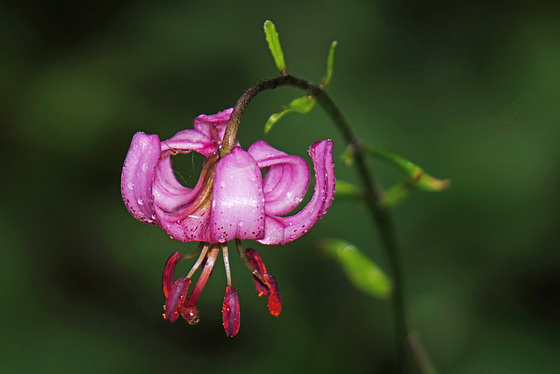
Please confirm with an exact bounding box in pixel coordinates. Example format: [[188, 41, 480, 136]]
[[225, 73, 409, 371]]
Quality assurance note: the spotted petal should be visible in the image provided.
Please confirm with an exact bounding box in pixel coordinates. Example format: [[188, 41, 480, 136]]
[[209, 147, 265, 242], [248, 140, 310, 216], [258, 140, 335, 245], [121, 132, 160, 224]]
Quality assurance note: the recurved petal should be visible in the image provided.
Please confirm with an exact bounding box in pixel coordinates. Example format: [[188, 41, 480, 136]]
[[247, 140, 310, 216], [121, 132, 160, 224], [209, 147, 265, 242], [160, 129, 218, 157], [193, 108, 233, 144], [258, 140, 335, 245], [155, 204, 211, 242], [152, 156, 205, 213]]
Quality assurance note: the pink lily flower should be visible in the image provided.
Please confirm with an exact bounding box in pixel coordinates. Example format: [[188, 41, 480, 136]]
[[121, 108, 335, 336]]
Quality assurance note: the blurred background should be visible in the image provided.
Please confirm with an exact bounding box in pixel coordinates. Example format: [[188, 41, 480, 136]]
[[1, 0, 559, 373]]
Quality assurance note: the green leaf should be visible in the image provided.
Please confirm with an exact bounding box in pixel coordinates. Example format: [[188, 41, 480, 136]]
[[365, 145, 450, 191], [264, 95, 316, 133], [318, 238, 392, 299], [321, 41, 338, 87], [264, 20, 286, 73]]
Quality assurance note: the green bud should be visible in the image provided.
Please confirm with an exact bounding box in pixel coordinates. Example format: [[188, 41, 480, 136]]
[[321, 41, 338, 87], [264, 20, 287, 73], [318, 238, 392, 299]]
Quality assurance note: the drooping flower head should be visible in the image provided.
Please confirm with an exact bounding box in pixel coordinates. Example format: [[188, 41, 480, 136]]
[[121, 108, 335, 336]]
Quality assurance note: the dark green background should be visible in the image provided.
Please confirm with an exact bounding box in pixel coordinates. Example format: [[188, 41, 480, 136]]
[[2, 0, 559, 373]]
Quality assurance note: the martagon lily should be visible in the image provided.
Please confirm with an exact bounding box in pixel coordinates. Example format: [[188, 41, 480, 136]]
[[121, 108, 335, 336]]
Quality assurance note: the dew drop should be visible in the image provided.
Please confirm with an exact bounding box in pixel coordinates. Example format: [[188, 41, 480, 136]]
[[127, 182, 134, 190], [238, 221, 244, 227], [137, 197, 144, 206], [141, 162, 149, 173]]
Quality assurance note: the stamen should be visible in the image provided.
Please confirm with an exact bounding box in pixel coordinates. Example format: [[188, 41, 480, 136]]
[[164, 277, 191, 322], [245, 248, 269, 297], [222, 285, 240, 337], [187, 242, 211, 278], [178, 304, 200, 325], [235, 239, 266, 284], [222, 243, 232, 286], [163, 243, 206, 298], [162, 252, 181, 298], [181, 242, 206, 261], [183, 243, 220, 308]]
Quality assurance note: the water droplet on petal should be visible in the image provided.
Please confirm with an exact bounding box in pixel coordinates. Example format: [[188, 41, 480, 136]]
[[142, 162, 149, 172], [137, 197, 144, 205], [127, 182, 134, 190], [238, 221, 244, 227]]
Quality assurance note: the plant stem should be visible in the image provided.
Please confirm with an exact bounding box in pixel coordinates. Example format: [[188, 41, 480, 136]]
[[224, 73, 409, 372], [316, 88, 408, 373]]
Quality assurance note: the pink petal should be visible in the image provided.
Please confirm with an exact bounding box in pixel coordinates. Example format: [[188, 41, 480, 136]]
[[258, 140, 335, 245], [152, 155, 205, 213], [247, 140, 310, 216], [121, 132, 160, 224], [160, 129, 217, 157], [150, 129, 222, 242], [222, 285, 240, 337], [209, 147, 265, 242], [154, 129, 217, 212], [155, 204, 211, 242], [193, 108, 233, 144]]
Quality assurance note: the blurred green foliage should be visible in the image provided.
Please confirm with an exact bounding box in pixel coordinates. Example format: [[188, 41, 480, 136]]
[[1, 0, 560, 373]]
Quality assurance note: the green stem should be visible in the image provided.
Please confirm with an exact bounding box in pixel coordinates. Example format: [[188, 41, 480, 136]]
[[224, 73, 409, 372], [316, 91, 408, 373]]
